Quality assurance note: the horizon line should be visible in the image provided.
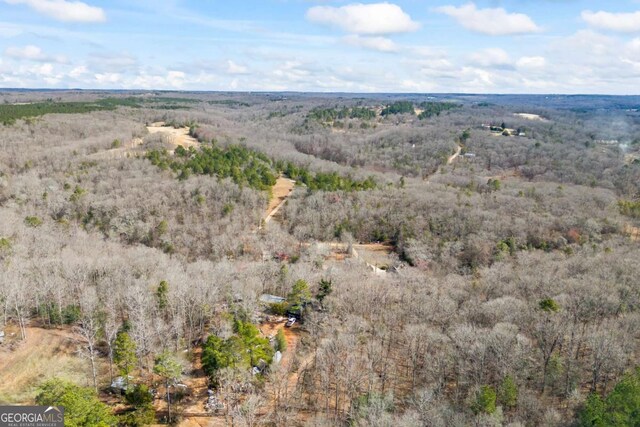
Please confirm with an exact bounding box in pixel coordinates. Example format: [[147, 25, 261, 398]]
[[1, 87, 640, 97]]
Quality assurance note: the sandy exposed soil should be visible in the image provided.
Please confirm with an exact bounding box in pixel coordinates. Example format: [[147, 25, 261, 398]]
[[0, 325, 96, 404], [88, 122, 198, 161], [314, 242, 395, 275], [352, 243, 395, 267], [514, 113, 548, 122], [146, 122, 199, 152]]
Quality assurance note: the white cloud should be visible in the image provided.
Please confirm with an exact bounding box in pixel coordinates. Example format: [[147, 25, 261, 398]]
[[343, 35, 398, 52], [459, 66, 497, 89], [272, 61, 311, 82], [435, 3, 541, 36], [166, 71, 185, 87], [469, 48, 511, 67], [69, 65, 88, 78], [3, 0, 106, 23], [94, 72, 121, 84], [582, 10, 640, 33], [5, 45, 44, 60], [517, 56, 546, 69], [555, 30, 615, 59], [409, 46, 448, 59], [306, 2, 420, 35], [4, 45, 66, 63], [626, 37, 640, 60], [226, 60, 248, 74], [34, 62, 53, 76]]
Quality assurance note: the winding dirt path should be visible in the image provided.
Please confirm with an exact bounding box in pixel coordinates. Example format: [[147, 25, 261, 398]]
[[426, 144, 462, 184], [447, 145, 462, 165]]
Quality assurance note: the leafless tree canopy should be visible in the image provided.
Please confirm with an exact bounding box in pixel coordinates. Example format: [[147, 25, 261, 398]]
[[0, 91, 639, 426]]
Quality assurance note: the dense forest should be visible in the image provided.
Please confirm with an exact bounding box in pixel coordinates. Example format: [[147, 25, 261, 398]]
[[0, 91, 639, 426]]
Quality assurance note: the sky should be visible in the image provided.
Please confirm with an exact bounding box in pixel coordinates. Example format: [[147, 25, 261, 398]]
[[1, 0, 640, 94]]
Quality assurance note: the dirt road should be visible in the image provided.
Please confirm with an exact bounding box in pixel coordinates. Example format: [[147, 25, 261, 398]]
[[259, 321, 314, 412], [263, 177, 296, 226]]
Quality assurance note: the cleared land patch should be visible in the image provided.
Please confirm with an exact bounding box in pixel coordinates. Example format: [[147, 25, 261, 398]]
[[514, 113, 548, 121], [0, 326, 99, 404], [147, 122, 200, 152]]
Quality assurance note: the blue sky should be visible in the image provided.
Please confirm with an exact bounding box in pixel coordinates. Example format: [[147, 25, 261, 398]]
[[1, 0, 640, 93]]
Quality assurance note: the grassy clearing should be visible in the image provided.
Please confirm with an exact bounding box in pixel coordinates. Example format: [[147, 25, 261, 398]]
[[0, 326, 103, 404]]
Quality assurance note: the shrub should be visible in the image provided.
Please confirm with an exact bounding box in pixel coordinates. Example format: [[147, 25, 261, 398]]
[[539, 298, 560, 313], [472, 385, 497, 415], [275, 328, 287, 352], [270, 302, 288, 316], [24, 216, 43, 227], [35, 379, 117, 427], [498, 375, 518, 409]]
